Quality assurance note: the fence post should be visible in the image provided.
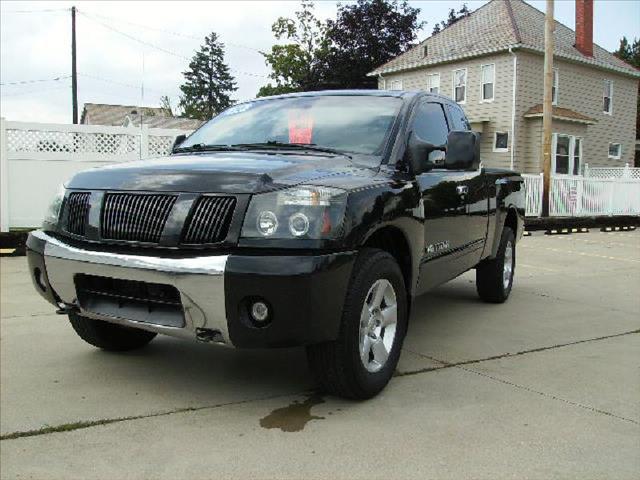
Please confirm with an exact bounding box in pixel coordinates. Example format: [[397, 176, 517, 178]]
[[538, 173, 544, 217], [0, 117, 9, 232], [583, 163, 589, 178], [140, 124, 149, 160]]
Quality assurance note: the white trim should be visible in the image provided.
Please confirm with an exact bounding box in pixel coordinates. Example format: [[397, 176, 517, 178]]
[[608, 142, 622, 159], [389, 79, 403, 91], [425, 73, 440, 94], [552, 133, 583, 175], [509, 48, 517, 170], [452, 68, 467, 104], [552, 68, 559, 106], [603, 79, 613, 115], [368, 44, 640, 79], [480, 63, 495, 103], [493, 131, 509, 152]]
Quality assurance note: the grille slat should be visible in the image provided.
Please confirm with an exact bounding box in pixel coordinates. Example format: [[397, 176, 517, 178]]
[[183, 196, 236, 244], [65, 192, 91, 236], [101, 193, 177, 243]]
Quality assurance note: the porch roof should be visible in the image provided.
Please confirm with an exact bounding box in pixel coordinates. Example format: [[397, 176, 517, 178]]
[[523, 104, 597, 125]]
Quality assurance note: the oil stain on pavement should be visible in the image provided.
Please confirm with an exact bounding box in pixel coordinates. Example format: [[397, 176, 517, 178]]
[[260, 395, 325, 432]]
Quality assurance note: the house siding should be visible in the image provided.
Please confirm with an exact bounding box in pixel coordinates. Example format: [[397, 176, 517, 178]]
[[515, 51, 638, 173], [378, 50, 638, 174]]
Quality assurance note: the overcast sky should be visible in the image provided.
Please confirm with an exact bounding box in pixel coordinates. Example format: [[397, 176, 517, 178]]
[[1, 0, 638, 124]]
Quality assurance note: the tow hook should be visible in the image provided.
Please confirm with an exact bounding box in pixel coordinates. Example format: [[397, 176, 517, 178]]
[[55, 302, 79, 315], [196, 328, 225, 344]]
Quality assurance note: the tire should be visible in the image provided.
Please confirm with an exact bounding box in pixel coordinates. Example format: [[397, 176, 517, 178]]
[[68, 312, 157, 351], [306, 249, 408, 399], [476, 226, 515, 303]]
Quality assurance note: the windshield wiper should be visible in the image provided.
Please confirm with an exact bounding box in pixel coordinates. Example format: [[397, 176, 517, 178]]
[[173, 143, 246, 153], [232, 141, 352, 159]]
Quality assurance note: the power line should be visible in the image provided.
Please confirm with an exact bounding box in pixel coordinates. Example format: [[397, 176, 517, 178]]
[[77, 10, 191, 61], [78, 73, 166, 95], [0, 7, 69, 14], [0, 75, 71, 86], [79, 9, 262, 53], [0, 84, 71, 97], [77, 10, 269, 79]]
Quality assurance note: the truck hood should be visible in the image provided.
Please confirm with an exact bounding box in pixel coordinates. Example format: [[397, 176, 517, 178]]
[[66, 151, 368, 193]]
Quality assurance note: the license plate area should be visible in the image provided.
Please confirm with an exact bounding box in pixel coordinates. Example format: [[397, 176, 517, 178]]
[[75, 274, 185, 328]]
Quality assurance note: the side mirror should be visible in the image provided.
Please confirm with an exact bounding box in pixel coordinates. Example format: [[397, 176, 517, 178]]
[[445, 131, 480, 170], [405, 132, 446, 175], [171, 134, 187, 153]]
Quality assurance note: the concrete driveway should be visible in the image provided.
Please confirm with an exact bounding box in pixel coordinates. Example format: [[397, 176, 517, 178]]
[[1, 230, 639, 479]]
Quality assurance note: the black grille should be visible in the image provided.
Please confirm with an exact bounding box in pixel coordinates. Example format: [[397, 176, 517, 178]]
[[101, 193, 177, 243], [182, 196, 236, 244], [75, 274, 184, 328], [66, 192, 91, 236]]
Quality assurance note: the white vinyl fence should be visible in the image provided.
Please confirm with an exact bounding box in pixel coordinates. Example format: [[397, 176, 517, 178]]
[[1, 119, 192, 230], [1, 119, 639, 230], [523, 167, 640, 217]]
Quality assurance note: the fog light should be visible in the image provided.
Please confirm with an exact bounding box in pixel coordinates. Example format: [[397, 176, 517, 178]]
[[251, 301, 270, 323]]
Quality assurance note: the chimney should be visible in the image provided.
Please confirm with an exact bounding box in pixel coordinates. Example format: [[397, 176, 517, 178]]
[[575, 0, 594, 57]]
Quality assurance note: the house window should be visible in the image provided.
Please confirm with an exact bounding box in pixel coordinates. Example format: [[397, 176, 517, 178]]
[[572, 138, 582, 175], [552, 68, 559, 105], [426, 73, 440, 94], [481, 64, 495, 102], [494, 131, 509, 152], [608, 142, 622, 159], [453, 69, 467, 103], [603, 80, 613, 114], [552, 134, 583, 175], [389, 80, 403, 91]]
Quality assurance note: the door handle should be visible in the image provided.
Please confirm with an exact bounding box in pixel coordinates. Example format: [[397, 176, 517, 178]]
[[456, 185, 469, 196]]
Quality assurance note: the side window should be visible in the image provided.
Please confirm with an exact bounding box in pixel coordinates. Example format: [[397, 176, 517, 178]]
[[412, 102, 449, 164], [446, 104, 470, 131]]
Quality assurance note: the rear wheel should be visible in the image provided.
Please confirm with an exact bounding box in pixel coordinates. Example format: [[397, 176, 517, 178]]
[[476, 227, 515, 303], [306, 249, 408, 399], [68, 312, 157, 351]]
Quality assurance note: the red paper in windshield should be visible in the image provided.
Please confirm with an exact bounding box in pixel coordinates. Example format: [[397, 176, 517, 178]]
[[288, 111, 314, 144]]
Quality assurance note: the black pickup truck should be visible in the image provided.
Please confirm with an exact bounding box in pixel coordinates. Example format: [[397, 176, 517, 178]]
[[27, 90, 524, 399]]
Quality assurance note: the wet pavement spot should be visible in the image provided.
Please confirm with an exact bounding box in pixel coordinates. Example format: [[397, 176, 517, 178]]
[[259, 395, 325, 432]]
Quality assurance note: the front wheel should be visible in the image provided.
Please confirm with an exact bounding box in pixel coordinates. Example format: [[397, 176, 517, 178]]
[[306, 249, 408, 399], [476, 227, 515, 303]]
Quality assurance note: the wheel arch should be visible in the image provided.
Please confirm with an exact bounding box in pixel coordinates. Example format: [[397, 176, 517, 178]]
[[361, 224, 414, 300]]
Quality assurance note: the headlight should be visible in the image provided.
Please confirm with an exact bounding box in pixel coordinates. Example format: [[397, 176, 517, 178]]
[[43, 184, 66, 226], [241, 185, 347, 240]]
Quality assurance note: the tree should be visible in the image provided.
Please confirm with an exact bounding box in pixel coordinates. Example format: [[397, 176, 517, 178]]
[[432, 3, 471, 35], [159, 95, 173, 116], [257, 1, 328, 97], [179, 32, 237, 119], [614, 36, 640, 67], [322, 0, 424, 89]]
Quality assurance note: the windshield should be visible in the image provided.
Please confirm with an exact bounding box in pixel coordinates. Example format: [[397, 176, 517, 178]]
[[180, 95, 402, 156]]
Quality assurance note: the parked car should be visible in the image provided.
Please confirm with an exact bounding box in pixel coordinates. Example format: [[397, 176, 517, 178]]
[[27, 90, 524, 399]]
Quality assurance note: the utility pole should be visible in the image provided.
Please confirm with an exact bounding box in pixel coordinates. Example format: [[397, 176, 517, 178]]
[[71, 6, 78, 124], [541, 0, 554, 217]]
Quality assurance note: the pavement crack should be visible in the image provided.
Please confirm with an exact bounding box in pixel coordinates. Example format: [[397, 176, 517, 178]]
[[0, 390, 308, 441], [398, 329, 640, 377], [398, 330, 640, 426], [457, 365, 639, 426]]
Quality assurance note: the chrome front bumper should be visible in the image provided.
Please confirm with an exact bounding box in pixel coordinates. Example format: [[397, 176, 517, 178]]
[[29, 230, 231, 345]]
